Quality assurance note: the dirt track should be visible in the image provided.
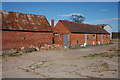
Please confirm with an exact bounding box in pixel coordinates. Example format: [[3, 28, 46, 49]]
[[1, 41, 119, 78]]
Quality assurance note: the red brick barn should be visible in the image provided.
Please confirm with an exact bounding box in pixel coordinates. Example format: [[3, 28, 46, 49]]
[[53, 20, 110, 47], [1, 11, 53, 50]]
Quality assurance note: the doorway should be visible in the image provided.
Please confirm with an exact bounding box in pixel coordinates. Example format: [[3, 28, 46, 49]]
[[63, 34, 70, 47], [85, 34, 89, 45]]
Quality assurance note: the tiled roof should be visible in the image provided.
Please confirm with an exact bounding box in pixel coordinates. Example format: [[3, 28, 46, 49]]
[[59, 20, 109, 34], [98, 24, 112, 28], [1, 11, 52, 32]]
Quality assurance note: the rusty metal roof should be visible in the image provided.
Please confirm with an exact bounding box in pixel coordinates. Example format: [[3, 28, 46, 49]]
[[59, 20, 109, 34], [1, 11, 52, 32]]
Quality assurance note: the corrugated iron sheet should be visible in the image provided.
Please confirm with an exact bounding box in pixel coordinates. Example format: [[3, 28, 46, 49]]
[[2, 11, 52, 32], [59, 20, 109, 34]]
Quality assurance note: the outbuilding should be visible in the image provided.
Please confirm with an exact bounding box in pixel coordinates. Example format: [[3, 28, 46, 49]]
[[98, 24, 112, 40], [1, 11, 53, 50], [53, 20, 110, 47]]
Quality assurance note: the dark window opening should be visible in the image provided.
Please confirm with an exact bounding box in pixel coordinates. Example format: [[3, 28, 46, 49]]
[[106, 34, 108, 39], [23, 37, 27, 40], [102, 26, 104, 28], [76, 40, 79, 45]]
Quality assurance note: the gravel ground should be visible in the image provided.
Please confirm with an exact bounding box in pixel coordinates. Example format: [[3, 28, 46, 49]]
[[1, 41, 119, 78]]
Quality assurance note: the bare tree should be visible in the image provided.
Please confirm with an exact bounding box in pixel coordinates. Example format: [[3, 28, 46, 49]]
[[69, 14, 85, 23]]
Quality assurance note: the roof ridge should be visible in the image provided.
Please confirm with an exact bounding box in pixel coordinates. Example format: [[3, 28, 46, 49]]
[[1, 10, 45, 17], [59, 20, 100, 26], [59, 20, 109, 34]]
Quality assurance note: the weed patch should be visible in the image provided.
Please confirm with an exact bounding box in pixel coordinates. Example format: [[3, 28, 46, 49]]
[[105, 42, 114, 45], [83, 52, 120, 58], [7, 53, 19, 57]]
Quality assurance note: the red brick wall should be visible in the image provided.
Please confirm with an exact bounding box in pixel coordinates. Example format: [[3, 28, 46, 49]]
[[88, 34, 110, 45], [54, 33, 110, 47], [96, 34, 101, 44], [53, 21, 70, 34], [53, 21, 71, 46], [54, 33, 85, 47], [87, 34, 95, 44], [103, 34, 110, 43], [2, 31, 53, 50], [70, 33, 85, 46], [53, 34, 64, 46], [54, 21, 110, 47]]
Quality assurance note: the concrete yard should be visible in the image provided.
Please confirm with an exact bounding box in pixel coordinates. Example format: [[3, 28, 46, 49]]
[[1, 40, 119, 78]]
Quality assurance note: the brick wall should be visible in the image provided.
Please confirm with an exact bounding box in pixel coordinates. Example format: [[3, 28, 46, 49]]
[[54, 33, 85, 47], [70, 33, 85, 46], [103, 34, 110, 43], [54, 34, 64, 46], [53, 33, 110, 47], [53, 21, 70, 34], [53, 21, 71, 46], [87, 34, 110, 45], [54, 21, 110, 47], [2, 31, 53, 50], [96, 34, 101, 44]]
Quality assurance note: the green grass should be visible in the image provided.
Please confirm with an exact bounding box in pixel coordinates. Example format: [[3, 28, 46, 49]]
[[69, 42, 114, 49], [104, 42, 114, 45], [7, 53, 18, 57], [7, 53, 23, 57], [83, 52, 120, 58], [83, 53, 104, 58], [0, 54, 6, 58], [0, 53, 23, 58]]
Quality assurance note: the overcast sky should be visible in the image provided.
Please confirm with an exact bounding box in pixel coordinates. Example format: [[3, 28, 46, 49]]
[[2, 2, 119, 32]]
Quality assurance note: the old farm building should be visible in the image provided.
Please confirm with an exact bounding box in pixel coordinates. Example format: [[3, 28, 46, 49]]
[[1, 11, 53, 50], [1, 11, 111, 51], [99, 24, 112, 40], [53, 20, 110, 47]]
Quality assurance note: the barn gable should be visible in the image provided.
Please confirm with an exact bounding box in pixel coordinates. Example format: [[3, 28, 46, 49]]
[[53, 21, 71, 34]]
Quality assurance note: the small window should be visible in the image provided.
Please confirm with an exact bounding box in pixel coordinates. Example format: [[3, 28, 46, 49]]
[[59, 34, 62, 37], [106, 34, 108, 39], [102, 26, 104, 28], [23, 37, 27, 40], [76, 40, 79, 45], [93, 34, 96, 39]]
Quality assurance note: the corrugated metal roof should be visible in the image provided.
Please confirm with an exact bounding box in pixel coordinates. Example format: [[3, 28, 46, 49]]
[[59, 20, 109, 34], [1, 11, 52, 32]]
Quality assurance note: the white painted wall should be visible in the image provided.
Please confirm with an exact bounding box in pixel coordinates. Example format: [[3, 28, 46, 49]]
[[104, 25, 112, 40]]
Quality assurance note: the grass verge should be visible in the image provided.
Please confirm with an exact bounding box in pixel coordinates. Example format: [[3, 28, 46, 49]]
[[83, 52, 120, 58]]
